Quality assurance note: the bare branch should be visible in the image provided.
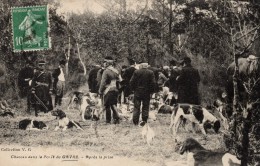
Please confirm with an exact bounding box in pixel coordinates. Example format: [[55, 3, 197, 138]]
[[129, 0, 148, 25], [234, 25, 260, 42]]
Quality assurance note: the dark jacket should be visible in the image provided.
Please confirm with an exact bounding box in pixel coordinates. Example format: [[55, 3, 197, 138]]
[[31, 70, 53, 111], [18, 66, 35, 98], [88, 66, 101, 93], [167, 67, 181, 93], [122, 66, 136, 97], [52, 67, 64, 92], [130, 67, 156, 97], [148, 66, 160, 92], [177, 64, 200, 105]]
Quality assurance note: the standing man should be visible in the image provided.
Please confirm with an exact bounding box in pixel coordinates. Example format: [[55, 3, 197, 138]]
[[167, 59, 181, 105], [99, 56, 120, 124], [52, 59, 66, 107], [122, 58, 136, 103], [88, 64, 101, 93], [130, 61, 156, 126], [177, 57, 200, 105], [18, 61, 35, 113], [18, 62, 35, 98], [31, 60, 53, 116]]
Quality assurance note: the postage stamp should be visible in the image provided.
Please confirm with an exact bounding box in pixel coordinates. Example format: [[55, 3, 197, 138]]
[[11, 5, 51, 52]]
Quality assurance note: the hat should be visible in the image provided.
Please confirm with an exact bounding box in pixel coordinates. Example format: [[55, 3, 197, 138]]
[[104, 56, 114, 62], [59, 59, 66, 65], [180, 57, 191, 65], [38, 60, 46, 65]]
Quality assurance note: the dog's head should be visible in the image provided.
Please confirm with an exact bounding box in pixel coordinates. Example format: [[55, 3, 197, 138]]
[[51, 109, 66, 119], [203, 120, 221, 133], [33, 121, 48, 130], [179, 138, 205, 155], [19, 119, 32, 130], [72, 91, 84, 103]]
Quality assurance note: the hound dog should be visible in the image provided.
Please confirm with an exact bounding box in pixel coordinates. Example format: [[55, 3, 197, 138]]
[[141, 122, 155, 146], [169, 104, 221, 136], [67, 91, 103, 121], [67, 91, 85, 110], [179, 138, 241, 166], [51, 109, 83, 131], [80, 93, 103, 121], [19, 119, 48, 130]]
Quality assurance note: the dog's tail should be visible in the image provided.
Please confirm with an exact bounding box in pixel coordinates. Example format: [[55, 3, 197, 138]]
[[222, 153, 241, 165], [71, 120, 84, 131]]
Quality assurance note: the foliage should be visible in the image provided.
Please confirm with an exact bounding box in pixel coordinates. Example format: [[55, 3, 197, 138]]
[[1, 0, 260, 164]]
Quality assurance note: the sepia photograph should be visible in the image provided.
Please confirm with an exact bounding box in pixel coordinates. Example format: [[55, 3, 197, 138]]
[[0, 0, 260, 165]]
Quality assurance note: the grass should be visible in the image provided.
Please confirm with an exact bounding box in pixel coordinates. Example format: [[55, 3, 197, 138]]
[[0, 98, 227, 165]]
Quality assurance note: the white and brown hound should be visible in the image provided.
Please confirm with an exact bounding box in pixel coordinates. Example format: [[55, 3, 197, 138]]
[[80, 93, 103, 121], [51, 109, 83, 131], [67, 91, 103, 121], [179, 138, 241, 166], [19, 119, 48, 131], [67, 91, 85, 110], [169, 104, 221, 136]]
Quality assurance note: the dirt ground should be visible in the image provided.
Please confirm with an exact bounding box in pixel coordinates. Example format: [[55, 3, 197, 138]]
[[0, 98, 227, 166]]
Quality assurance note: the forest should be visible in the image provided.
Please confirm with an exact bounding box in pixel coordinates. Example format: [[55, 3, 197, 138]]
[[0, 0, 260, 165]]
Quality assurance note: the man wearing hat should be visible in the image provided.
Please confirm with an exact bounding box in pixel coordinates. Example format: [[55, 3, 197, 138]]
[[177, 57, 200, 105], [130, 61, 156, 126], [121, 57, 136, 103], [52, 59, 67, 106], [165, 59, 181, 105], [99, 56, 121, 124], [18, 61, 35, 113], [31, 60, 53, 116], [88, 64, 101, 93]]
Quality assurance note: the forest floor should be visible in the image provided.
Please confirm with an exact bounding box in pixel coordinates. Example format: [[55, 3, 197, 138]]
[[0, 95, 227, 166]]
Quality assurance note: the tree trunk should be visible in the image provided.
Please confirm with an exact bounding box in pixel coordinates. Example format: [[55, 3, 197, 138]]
[[241, 106, 251, 166], [65, 36, 70, 77], [76, 43, 86, 75], [169, 0, 173, 56], [232, 53, 239, 138]]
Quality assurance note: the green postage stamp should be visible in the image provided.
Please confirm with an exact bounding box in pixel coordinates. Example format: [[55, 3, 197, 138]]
[[11, 5, 50, 52]]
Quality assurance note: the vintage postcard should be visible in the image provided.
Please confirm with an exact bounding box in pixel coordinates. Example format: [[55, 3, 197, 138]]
[[1, 0, 258, 166]]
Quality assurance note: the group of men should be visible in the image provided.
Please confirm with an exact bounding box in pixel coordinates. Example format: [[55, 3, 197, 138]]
[[18, 54, 200, 124], [88, 56, 200, 126], [18, 59, 67, 116]]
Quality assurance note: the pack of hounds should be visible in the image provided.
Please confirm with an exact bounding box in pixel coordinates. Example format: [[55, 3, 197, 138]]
[[3, 87, 240, 166]]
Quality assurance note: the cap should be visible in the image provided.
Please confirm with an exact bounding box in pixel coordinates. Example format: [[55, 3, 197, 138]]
[[104, 56, 114, 63], [38, 60, 46, 65]]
